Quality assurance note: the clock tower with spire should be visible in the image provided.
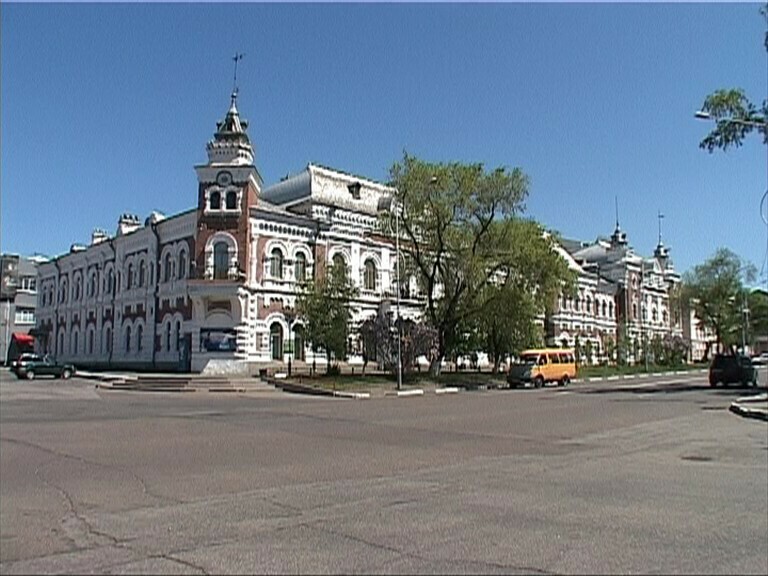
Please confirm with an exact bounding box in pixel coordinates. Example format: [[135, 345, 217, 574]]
[[193, 90, 263, 281]]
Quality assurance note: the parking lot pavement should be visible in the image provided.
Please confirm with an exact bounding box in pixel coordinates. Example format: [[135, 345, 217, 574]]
[[2, 371, 767, 575]]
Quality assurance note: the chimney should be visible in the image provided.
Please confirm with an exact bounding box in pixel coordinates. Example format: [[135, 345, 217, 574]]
[[91, 228, 109, 246], [116, 213, 141, 236]]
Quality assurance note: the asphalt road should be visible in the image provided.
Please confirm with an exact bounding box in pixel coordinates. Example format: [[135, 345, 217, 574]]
[[1, 369, 766, 575]]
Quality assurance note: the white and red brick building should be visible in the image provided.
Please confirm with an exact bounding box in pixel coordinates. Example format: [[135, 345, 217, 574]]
[[35, 93, 421, 374]]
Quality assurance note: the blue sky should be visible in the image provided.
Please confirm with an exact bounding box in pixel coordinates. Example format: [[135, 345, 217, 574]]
[[2, 3, 766, 282]]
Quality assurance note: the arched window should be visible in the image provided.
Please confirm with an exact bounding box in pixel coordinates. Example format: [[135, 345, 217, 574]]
[[87, 329, 94, 355], [586, 297, 592, 314], [175, 320, 181, 352], [107, 270, 114, 295], [225, 191, 237, 210], [164, 253, 172, 283], [609, 302, 614, 318], [139, 261, 146, 287], [178, 251, 187, 280], [364, 259, 377, 291], [136, 324, 143, 352], [105, 327, 112, 354], [270, 323, 283, 360], [125, 326, 132, 353], [332, 254, 347, 280], [165, 323, 171, 351], [602, 301, 607, 317], [270, 248, 284, 279], [294, 253, 307, 283], [632, 303, 637, 320], [127, 264, 134, 289], [213, 242, 229, 280], [293, 325, 305, 361], [210, 191, 221, 210], [72, 331, 78, 355], [652, 308, 658, 323], [58, 331, 64, 355]]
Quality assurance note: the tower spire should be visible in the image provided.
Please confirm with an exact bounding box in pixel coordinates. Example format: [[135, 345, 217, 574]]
[[611, 196, 627, 247], [205, 54, 253, 167], [657, 210, 665, 246]]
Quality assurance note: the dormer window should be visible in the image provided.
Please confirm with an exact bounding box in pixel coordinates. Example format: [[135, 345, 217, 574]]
[[210, 191, 221, 210], [348, 182, 362, 200]]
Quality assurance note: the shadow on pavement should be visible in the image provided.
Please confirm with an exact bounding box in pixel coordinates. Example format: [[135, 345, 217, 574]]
[[583, 383, 766, 397]]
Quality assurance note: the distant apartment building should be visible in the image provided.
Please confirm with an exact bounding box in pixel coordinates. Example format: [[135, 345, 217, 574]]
[[1, 254, 47, 364]]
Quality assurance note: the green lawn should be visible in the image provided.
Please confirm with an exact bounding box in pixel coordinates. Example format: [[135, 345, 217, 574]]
[[281, 369, 507, 392], [577, 363, 708, 379], [279, 363, 708, 393]]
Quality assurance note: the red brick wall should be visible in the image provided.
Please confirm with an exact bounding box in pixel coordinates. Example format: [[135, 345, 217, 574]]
[[194, 181, 254, 279]]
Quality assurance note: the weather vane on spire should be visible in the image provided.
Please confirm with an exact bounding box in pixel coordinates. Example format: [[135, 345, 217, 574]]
[[232, 52, 245, 96], [657, 210, 665, 245]]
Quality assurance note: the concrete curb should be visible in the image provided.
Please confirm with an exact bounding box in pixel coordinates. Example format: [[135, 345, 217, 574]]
[[387, 389, 425, 398], [729, 393, 768, 422], [435, 387, 460, 395], [79, 371, 137, 383], [333, 391, 370, 399]]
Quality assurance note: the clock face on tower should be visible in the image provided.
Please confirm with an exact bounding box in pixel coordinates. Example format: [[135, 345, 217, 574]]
[[216, 171, 233, 186]]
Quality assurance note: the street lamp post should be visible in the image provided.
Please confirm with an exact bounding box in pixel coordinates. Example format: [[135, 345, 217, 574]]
[[394, 206, 403, 391], [377, 195, 403, 391], [284, 307, 296, 378], [742, 290, 749, 353]]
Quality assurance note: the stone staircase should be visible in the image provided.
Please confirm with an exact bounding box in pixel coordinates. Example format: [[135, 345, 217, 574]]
[[103, 375, 276, 393]]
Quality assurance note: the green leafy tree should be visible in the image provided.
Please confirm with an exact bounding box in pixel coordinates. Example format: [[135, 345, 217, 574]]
[[360, 303, 438, 375], [662, 334, 688, 366], [650, 334, 664, 365], [698, 5, 767, 152], [616, 323, 630, 366], [584, 340, 594, 366], [474, 282, 541, 373], [682, 248, 756, 352], [748, 289, 768, 348], [296, 260, 358, 374], [574, 335, 583, 367], [388, 153, 576, 375], [602, 335, 616, 366], [698, 89, 767, 152]]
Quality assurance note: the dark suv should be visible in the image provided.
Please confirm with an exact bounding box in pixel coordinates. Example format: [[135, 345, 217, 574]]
[[709, 354, 758, 387], [11, 354, 75, 381]]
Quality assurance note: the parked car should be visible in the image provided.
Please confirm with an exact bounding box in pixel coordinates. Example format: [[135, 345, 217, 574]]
[[751, 352, 768, 366], [9, 352, 43, 371], [507, 348, 577, 388], [708, 354, 758, 387], [11, 355, 75, 380]]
